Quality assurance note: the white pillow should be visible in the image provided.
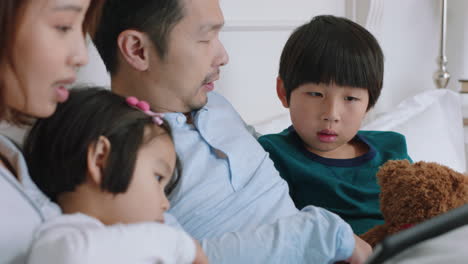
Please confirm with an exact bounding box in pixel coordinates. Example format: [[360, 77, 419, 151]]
[[362, 89, 466, 173]]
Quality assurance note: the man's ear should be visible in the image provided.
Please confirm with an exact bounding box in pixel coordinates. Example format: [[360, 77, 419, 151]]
[[276, 77, 289, 108], [117, 30, 151, 72], [87, 136, 111, 186]]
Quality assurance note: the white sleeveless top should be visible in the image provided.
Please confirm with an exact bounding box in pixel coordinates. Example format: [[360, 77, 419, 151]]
[[0, 135, 60, 264]]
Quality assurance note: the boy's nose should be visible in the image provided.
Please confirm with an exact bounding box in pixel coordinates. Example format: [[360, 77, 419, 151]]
[[322, 101, 340, 122]]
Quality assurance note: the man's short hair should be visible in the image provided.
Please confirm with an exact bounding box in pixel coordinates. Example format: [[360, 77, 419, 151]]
[[93, 0, 185, 75], [279, 15, 384, 110]]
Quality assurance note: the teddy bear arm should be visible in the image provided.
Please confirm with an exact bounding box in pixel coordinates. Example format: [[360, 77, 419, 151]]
[[360, 225, 389, 248]]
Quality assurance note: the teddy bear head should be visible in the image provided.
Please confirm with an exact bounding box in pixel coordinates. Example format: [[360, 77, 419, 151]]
[[377, 160, 468, 228]]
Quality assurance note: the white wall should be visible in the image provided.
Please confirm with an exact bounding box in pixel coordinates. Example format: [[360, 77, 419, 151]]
[[367, 0, 441, 116], [221, 0, 346, 21]]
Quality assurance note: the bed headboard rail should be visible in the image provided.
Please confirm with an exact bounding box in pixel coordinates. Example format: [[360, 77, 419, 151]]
[[434, 0, 450, 89]]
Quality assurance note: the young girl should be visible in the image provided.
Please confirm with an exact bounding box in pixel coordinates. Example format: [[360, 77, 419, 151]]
[[24, 87, 208, 263], [0, 0, 103, 262]]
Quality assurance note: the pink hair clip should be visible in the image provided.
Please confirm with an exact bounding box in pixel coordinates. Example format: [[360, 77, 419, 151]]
[[126, 96, 164, 125]]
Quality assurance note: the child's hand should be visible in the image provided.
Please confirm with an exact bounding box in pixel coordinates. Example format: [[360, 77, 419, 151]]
[[192, 239, 209, 264], [345, 234, 372, 264]]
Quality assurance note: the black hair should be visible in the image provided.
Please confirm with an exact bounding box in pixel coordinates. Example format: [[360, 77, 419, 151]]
[[279, 15, 384, 110], [23, 87, 181, 202], [93, 0, 184, 75]]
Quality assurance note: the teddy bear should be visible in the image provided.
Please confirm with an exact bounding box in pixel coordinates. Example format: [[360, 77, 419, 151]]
[[360, 159, 468, 248]]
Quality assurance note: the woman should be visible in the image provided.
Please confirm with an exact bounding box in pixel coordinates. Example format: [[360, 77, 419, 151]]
[[0, 0, 104, 263]]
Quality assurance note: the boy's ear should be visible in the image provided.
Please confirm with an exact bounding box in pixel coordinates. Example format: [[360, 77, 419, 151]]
[[117, 30, 151, 72], [276, 77, 289, 108], [87, 136, 111, 186]]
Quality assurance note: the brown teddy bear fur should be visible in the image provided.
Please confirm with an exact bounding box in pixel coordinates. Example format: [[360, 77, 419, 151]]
[[360, 160, 468, 248]]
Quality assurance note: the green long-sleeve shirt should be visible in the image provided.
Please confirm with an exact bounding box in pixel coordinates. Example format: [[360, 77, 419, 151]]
[[259, 127, 412, 234]]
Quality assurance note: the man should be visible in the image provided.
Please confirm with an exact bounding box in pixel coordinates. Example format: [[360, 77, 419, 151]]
[[93, 0, 371, 263]]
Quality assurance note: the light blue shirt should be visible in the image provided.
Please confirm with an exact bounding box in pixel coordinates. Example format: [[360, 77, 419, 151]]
[[165, 92, 355, 263]]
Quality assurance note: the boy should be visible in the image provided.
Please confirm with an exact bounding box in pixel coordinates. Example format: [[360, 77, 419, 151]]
[[259, 15, 412, 235]]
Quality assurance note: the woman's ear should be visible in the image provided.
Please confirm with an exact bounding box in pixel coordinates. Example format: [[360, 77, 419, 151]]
[[117, 30, 151, 72], [87, 136, 111, 186], [276, 77, 289, 108]]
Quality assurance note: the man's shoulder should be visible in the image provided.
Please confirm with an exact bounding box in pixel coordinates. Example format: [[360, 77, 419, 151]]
[[202, 92, 245, 126], [206, 92, 232, 109]]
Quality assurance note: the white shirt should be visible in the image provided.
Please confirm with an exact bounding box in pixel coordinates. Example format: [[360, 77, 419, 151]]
[[0, 135, 60, 264], [27, 213, 196, 264]]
